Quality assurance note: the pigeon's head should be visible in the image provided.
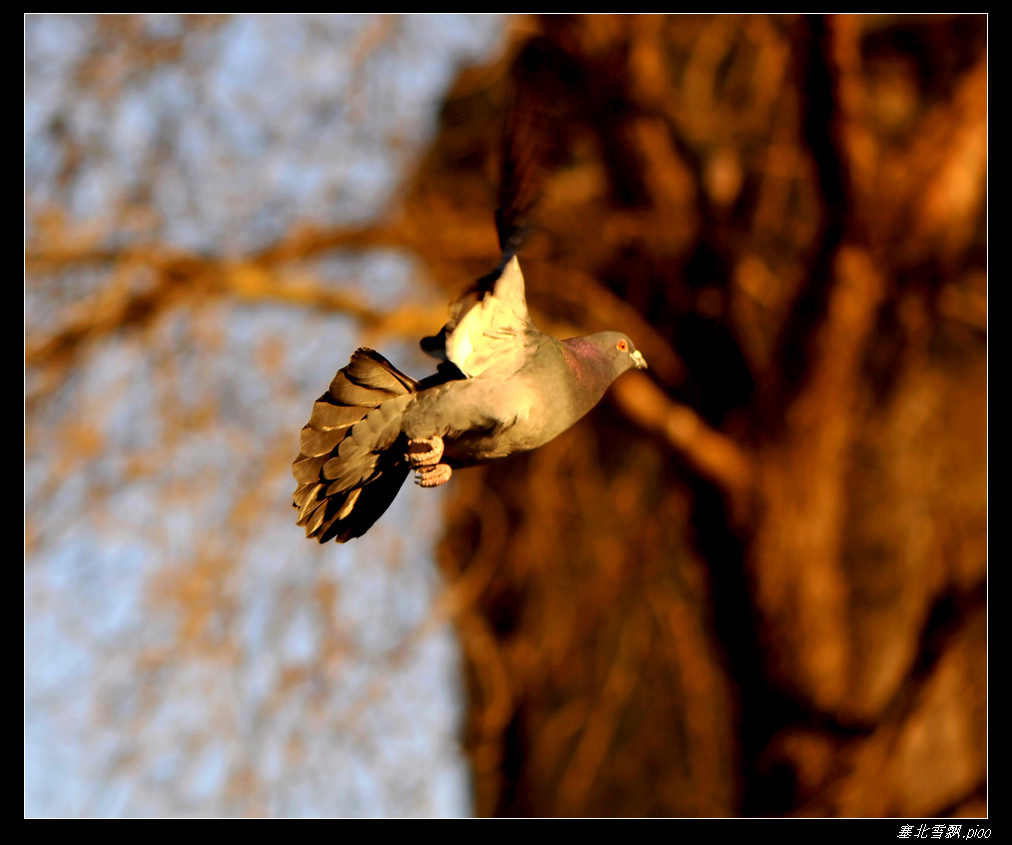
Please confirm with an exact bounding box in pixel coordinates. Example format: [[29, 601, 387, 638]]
[[593, 331, 648, 377], [559, 330, 648, 419]]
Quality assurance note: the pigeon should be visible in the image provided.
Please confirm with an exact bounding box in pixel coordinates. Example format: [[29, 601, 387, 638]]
[[291, 249, 647, 543], [293, 67, 646, 543]]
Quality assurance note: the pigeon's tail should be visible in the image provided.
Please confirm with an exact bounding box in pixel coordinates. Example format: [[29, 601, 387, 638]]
[[292, 348, 418, 543]]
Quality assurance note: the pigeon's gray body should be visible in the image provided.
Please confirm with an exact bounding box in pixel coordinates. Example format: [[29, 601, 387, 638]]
[[293, 255, 646, 543], [406, 333, 630, 464]]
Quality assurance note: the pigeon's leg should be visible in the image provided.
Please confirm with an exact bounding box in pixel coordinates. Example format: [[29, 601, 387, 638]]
[[406, 435, 444, 467], [406, 435, 452, 488], [414, 463, 452, 487]]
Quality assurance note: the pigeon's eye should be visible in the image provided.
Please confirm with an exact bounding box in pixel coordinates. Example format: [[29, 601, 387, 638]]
[[616, 339, 629, 352]]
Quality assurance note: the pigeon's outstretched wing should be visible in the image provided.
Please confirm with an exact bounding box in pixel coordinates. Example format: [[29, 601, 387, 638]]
[[421, 256, 536, 378], [420, 50, 552, 379]]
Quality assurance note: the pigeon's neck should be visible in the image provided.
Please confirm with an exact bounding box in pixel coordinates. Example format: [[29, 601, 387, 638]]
[[560, 336, 617, 408]]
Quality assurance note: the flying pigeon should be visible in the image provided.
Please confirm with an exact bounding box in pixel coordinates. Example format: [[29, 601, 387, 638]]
[[293, 67, 646, 543], [291, 246, 647, 543]]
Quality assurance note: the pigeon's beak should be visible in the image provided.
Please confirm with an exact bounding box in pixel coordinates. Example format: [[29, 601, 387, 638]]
[[631, 350, 648, 370]]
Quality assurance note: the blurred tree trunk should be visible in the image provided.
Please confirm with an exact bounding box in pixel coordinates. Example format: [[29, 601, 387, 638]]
[[403, 14, 986, 817]]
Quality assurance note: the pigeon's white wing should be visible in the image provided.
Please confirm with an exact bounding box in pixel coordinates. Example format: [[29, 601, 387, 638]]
[[439, 256, 536, 378]]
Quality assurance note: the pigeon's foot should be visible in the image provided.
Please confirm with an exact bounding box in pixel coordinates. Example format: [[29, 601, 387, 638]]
[[414, 463, 452, 488], [406, 435, 444, 468]]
